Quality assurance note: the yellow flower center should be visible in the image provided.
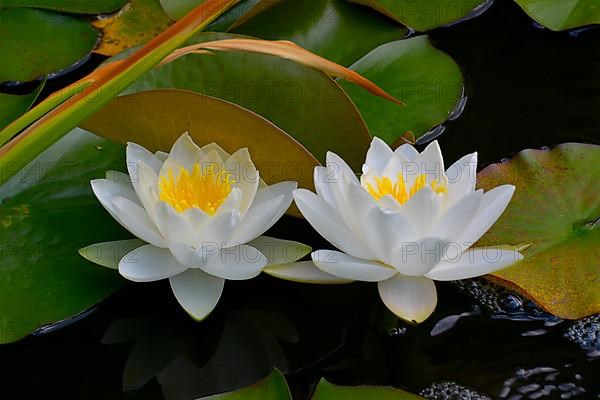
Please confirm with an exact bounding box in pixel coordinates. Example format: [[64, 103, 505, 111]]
[[159, 163, 235, 215], [365, 173, 447, 205]]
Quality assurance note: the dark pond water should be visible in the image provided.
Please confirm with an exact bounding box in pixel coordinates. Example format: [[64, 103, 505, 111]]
[[1, 1, 599, 399]]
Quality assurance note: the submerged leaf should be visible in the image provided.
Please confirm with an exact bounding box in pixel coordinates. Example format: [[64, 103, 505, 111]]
[[477, 143, 600, 319], [312, 379, 424, 399]]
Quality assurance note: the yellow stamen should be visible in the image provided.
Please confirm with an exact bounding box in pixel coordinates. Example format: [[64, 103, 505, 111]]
[[159, 163, 235, 215], [365, 173, 447, 205]]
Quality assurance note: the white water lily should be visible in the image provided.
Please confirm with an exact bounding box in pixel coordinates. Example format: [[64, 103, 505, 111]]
[[289, 138, 523, 323], [89, 133, 296, 320]]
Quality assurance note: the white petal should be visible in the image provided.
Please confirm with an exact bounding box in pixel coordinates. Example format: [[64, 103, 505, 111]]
[[136, 161, 160, 221], [445, 152, 477, 206], [378, 275, 437, 323], [79, 239, 145, 270], [169, 269, 224, 321], [394, 143, 419, 161], [158, 156, 184, 180], [200, 244, 267, 280], [199, 149, 224, 174], [312, 250, 396, 282], [225, 148, 259, 216], [119, 244, 187, 282], [293, 189, 375, 260], [91, 178, 140, 207], [433, 190, 483, 241], [153, 202, 195, 244], [345, 182, 378, 227], [365, 137, 393, 175], [390, 237, 450, 276], [364, 207, 415, 264], [201, 142, 231, 160], [126, 142, 163, 175], [181, 206, 211, 232], [214, 187, 243, 216], [381, 153, 412, 180], [231, 182, 296, 244], [326, 151, 359, 184], [426, 247, 524, 281], [168, 132, 204, 170], [264, 261, 354, 284], [248, 236, 311, 265], [414, 140, 445, 181], [155, 150, 169, 162], [314, 166, 336, 207], [457, 185, 516, 247], [398, 187, 442, 237]]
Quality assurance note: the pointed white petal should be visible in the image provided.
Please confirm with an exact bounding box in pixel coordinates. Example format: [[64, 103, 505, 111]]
[[169, 269, 224, 321], [364, 207, 415, 264], [180, 206, 211, 232], [381, 153, 412, 180], [136, 161, 160, 221], [378, 275, 437, 323], [426, 247, 524, 281], [199, 149, 224, 174], [314, 166, 336, 207], [214, 187, 243, 216], [194, 210, 240, 248], [126, 142, 162, 175], [264, 261, 354, 284], [326, 151, 359, 184], [394, 143, 419, 161], [390, 237, 450, 276], [168, 132, 204, 170], [414, 140, 445, 180], [293, 189, 375, 260], [154, 150, 169, 162], [398, 187, 442, 237], [200, 244, 266, 280], [91, 178, 140, 207], [365, 137, 393, 175], [345, 182, 378, 231], [158, 156, 184, 180], [231, 182, 296, 244], [153, 202, 195, 244], [433, 190, 483, 241], [225, 148, 259, 216], [119, 245, 187, 282], [457, 185, 516, 247], [445, 152, 477, 206], [200, 142, 231, 160], [312, 250, 396, 282]]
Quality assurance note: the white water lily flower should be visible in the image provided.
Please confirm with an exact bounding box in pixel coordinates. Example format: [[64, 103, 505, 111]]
[[90, 133, 296, 320], [290, 138, 523, 323]]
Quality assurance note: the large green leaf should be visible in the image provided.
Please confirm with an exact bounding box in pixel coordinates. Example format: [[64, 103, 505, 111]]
[[198, 370, 291, 399], [477, 143, 600, 319], [231, 0, 408, 66], [160, 0, 205, 19], [0, 8, 98, 82], [312, 380, 424, 400], [337, 36, 463, 144], [80, 89, 319, 216], [348, 0, 488, 31], [124, 32, 372, 169], [513, 0, 600, 31], [93, 0, 173, 56], [0, 128, 127, 344], [0, 0, 128, 13]]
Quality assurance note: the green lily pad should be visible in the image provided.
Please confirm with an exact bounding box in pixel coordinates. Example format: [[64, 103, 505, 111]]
[[198, 369, 291, 399], [477, 143, 600, 319], [0, 0, 128, 14], [207, 0, 276, 32], [348, 0, 488, 31], [0, 8, 98, 82], [231, 0, 408, 65], [93, 0, 173, 56], [312, 380, 424, 400], [337, 36, 463, 144], [122, 32, 372, 169], [159, 0, 204, 19], [513, 0, 600, 31], [0, 128, 127, 344], [0, 82, 43, 130]]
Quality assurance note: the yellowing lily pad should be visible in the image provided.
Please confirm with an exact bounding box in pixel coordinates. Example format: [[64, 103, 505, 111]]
[[477, 143, 600, 319], [93, 0, 173, 56], [80, 89, 320, 216], [0, 8, 98, 82], [337, 36, 463, 144], [0, 128, 127, 344], [122, 32, 372, 170], [513, 0, 600, 31], [348, 0, 488, 31]]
